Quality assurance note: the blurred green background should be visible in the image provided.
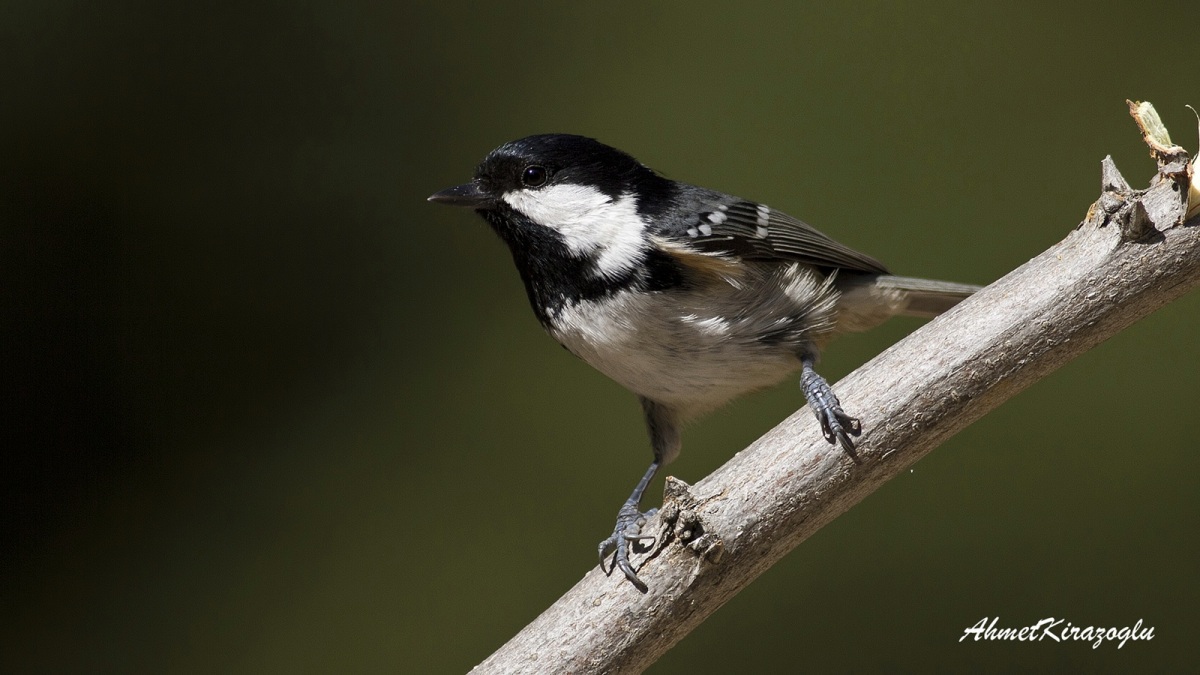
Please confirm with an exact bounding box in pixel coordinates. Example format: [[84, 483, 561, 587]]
[[4, 1, 1198, 672]]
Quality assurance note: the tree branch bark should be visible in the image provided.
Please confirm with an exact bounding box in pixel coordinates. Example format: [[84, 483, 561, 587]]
[[472, 102, 1200, 674]]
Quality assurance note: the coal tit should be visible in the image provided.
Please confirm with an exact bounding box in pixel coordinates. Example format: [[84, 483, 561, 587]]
[[429, 134, 980, 591]]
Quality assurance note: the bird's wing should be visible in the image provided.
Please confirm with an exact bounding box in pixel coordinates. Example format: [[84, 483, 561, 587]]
[[662, 197, 889, 275]]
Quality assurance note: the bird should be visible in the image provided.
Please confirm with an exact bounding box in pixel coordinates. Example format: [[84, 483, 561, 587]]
[[428, 134, 981, 591]]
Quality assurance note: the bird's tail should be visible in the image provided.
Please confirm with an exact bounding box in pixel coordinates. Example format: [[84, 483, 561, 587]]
[[874, 275, 982, 318], [834, 273, 982, 333]]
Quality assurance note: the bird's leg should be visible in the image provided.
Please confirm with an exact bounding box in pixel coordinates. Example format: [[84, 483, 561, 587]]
[[598, 398, 679, 592], [597, 460, 660, 592], [800, 355, 862, 463]]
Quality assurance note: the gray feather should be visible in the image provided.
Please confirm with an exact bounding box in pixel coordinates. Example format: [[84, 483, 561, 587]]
[[874, 275, 982, 318], [834, 273, 981, 332], [653, 187, 889, 275]]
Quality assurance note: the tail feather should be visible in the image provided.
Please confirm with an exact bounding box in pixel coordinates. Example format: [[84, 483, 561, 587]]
[[876, 275, 982, 318], [834, 273, 982, 333]]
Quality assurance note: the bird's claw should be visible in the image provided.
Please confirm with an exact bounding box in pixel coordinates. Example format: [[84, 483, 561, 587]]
[[816, 405, 862, 462], [800, 363, 862, 463], [598, 503, 658, 592]]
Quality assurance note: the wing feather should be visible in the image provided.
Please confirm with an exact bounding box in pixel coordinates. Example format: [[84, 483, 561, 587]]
[[678, 199, 889, 275]]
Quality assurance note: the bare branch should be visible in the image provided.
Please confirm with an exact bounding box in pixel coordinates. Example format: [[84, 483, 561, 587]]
[[472, 103, 1200, 674]]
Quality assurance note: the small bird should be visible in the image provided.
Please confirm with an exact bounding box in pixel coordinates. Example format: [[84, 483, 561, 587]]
[[429, 134, 980, 591]]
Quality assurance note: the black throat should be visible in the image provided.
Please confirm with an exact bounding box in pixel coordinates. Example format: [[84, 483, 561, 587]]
[[479, 208, 685, 327]]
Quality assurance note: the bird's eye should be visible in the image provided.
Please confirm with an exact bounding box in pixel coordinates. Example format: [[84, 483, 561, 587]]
[[522, 165, 548, 187]]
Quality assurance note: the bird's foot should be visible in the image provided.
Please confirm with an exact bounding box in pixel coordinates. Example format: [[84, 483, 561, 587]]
[[598, 502, 658, 592], [800, 364, 862, 463]]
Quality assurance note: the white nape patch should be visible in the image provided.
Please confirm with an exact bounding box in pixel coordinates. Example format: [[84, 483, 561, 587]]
[[698, 223, 713, 236], [503, 184, 646, 276], [706, 210, 727, 225], [755, 204, 771, 228]]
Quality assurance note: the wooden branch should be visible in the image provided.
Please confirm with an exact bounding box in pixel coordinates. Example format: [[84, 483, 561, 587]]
[[472, 102, 1200, 674]]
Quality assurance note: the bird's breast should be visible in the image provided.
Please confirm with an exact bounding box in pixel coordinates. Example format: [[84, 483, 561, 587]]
[[545, 265, 839, 418]]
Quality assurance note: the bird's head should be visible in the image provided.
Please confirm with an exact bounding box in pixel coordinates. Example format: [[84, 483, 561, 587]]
[[429, 134, 673, 276]]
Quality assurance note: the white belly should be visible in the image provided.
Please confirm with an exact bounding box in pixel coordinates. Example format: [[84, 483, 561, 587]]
[[547, 264, 839, 419]]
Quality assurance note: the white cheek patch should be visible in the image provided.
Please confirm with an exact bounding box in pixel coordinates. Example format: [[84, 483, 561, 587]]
[[502, 184, 646, 277]]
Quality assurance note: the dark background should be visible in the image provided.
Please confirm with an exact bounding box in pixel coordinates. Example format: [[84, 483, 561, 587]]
[[4, 1, 1197, 672]]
